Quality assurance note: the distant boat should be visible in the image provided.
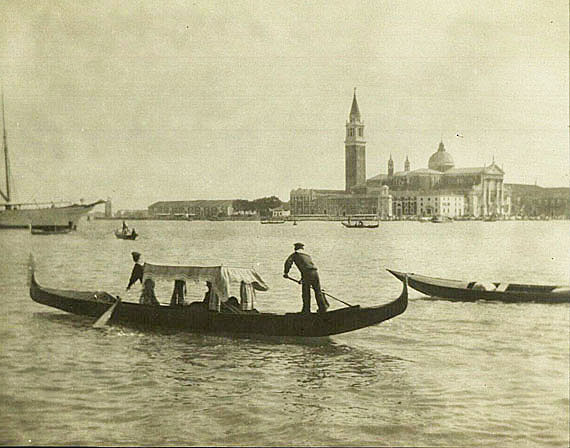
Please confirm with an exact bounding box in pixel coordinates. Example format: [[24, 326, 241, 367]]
[[0, 90, 103, 229], [418, 216, 432, 223], [114, 229, 138, 240], [387, 269, 570, 304], [260, 219, 285, 224], [431, 215, 453, 223], [31, 226, 72, 235], [342, 219, 379, 228]]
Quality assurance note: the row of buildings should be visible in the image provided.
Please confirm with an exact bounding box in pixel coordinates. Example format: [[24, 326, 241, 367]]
[[102, 91, 567, 221], [289, 91, 568, 219], [106, 183, 568, 220]]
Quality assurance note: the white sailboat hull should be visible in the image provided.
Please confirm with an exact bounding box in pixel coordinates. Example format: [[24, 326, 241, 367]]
[[1, 92, 105, 229], [0, 202, 101, 228]]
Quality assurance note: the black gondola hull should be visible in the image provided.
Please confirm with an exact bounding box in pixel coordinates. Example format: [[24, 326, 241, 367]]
[[387, 269, 569, 304], [341, 222, 379, 228], [30, 274, 408, 337]]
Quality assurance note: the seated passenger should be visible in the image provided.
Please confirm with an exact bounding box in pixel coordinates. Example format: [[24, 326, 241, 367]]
[[140, 278, 160, 306], [202, 281, 220, 311], [240, 281, 258, 312], [170, 279, 186, 307], [221, 296, 240, 313]]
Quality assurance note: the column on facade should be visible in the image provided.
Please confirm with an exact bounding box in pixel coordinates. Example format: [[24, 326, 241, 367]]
[[495, 180, 500, 215], [501, 181, 505, 215], [482, 178, 487, 216]]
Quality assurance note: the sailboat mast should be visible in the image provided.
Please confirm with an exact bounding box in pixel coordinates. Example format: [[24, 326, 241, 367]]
[[1, 88, 10, 202]]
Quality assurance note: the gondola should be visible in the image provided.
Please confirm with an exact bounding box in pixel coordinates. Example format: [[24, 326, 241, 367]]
[[387, 269, 569, 304], [31, 226, 72, 235], [28, 262, 408, 337], [114, 229, 137, 240], [260, 219, 286, 224], [431, 215, 453, 223], [341, 221, 379, 228]]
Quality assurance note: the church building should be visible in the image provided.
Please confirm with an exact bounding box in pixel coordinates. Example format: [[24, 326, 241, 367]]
[[290, 91, 511, 219]]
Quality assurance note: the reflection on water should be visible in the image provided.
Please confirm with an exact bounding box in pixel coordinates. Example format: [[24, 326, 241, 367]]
[[1, 220, 568, 446]]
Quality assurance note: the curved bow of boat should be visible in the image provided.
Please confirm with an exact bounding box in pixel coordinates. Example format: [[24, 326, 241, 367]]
[[376, 271, 408, 319], [386, 268, 407, 282], [330, 272, 408, 331]]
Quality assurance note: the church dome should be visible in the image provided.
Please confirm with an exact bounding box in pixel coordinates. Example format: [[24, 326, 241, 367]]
[[428, 141, 454, 172]]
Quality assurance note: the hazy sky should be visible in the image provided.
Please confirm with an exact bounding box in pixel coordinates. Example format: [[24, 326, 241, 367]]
[[1, 0, 568, 209]]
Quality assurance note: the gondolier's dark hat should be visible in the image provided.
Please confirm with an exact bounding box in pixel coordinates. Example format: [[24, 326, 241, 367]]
[[131, 251, 141, 260], [294, 242, 304, 250]]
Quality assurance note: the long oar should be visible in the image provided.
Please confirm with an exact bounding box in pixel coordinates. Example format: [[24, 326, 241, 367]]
[[93, 297, 121, 328], [285, 276, 355, 307]]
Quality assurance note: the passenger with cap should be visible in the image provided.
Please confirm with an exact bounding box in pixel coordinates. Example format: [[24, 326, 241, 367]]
[[283, 242, 329, 313], [126, 251, 144, 291]]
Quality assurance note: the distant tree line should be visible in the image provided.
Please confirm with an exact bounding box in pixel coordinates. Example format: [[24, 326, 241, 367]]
[[233, 196, 283, 217]]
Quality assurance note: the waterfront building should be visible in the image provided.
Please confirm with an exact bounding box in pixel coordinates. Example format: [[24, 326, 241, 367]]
[[507, 184, 569, 218], [290, 90, 510, 219], [360, 141, 509, 218], [115, 209, 149, 219], [270, 207, 291, 218], [148, 200, 235, 219], [415, 193, 465, 218]]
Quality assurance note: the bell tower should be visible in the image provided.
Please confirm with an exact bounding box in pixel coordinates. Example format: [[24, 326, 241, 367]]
[[388, 154, 394, 177], [404, 155, 410, 172], [345, 88, 366, 192]]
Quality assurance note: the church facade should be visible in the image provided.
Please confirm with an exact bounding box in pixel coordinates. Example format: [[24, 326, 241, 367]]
[[290, 91, 511, 218]]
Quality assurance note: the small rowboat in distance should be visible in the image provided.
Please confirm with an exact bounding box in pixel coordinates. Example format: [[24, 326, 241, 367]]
[[260, 219, 286, 224], [387, 269, 570, 304], [28, 262, 409, 337], [342, 220, 379, 228], [431, 215, 453, 223], [114, 229, 137, 240]]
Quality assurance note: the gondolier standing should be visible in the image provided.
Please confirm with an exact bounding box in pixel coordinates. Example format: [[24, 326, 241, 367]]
[[283, 242, 329, 313]]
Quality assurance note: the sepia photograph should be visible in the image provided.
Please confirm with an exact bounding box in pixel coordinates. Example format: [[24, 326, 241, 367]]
[[0, 0, 568, 446]]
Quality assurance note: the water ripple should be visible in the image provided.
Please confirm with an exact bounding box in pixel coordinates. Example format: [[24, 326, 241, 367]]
[[1, 220, 568, 446]]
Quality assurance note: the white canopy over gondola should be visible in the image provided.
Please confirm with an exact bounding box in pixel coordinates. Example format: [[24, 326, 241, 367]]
[[142, 263, 269, 311]]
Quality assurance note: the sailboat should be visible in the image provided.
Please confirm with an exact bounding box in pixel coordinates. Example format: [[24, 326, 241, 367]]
[[0, 90, 104, 229]]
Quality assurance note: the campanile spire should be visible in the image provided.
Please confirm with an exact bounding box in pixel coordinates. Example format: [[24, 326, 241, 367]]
[[345, 88, 366, 191], [349, 87, 361, 122]]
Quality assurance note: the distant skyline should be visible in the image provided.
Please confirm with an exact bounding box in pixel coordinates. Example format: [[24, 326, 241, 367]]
[[1, 0, 568, 210]]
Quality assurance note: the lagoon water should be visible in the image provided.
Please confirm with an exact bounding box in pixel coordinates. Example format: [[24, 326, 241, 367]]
[[0, 220, 568, 446]]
